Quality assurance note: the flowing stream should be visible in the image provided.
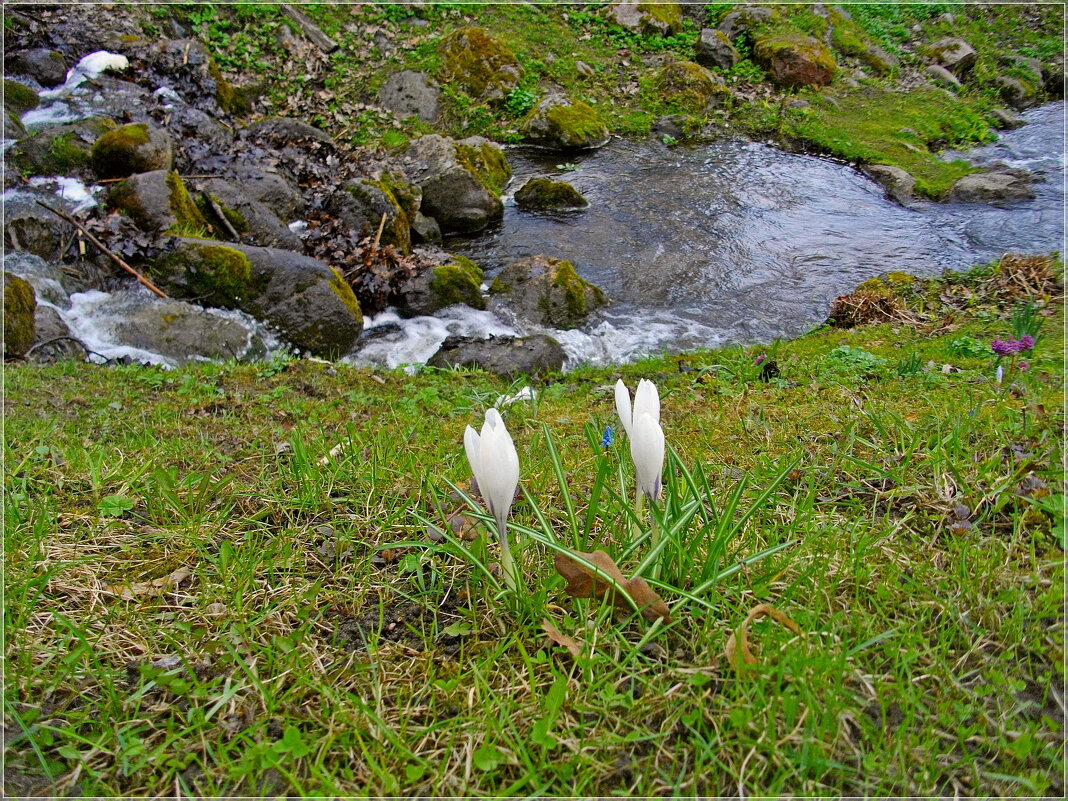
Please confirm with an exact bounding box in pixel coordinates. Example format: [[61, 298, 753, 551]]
[[411, 100, 1062, 367]]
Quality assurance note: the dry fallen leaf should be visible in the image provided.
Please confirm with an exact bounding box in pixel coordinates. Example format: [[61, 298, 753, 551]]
[[104, 566, 191, 601], [541, 619, 583, 659], [725, 603, 803, 671], [554, 549, 671, 623]]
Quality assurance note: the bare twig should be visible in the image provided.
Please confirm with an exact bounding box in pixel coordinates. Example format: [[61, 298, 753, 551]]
[[370, 212, 387, 263], [281, 4, 338, 53], [201, 191, 240, 241], [23, 336, 91, 359], [34, 201, 169, 299], [96, 174, 221, 184]]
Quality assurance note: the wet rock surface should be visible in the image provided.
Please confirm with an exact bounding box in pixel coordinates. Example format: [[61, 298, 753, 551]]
[[428, 333, 566, 378]]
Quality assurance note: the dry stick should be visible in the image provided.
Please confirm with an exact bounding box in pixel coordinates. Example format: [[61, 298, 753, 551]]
[[370, 212, 387, 263], [35, 201, 169, 299], [201, 191, 240, 241], [96, 174, 221, 184]]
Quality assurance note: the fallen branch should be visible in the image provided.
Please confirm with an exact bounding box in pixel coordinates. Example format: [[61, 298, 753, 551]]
[[200, 190, 240, 241], [370, 212, 387, 263], [281, 4, 338, 53], [34, 201, 168, 299]]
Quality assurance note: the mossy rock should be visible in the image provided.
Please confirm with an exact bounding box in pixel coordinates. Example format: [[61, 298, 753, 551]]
[[3, 271, 36, 358], [207, 58, 258, 115], [857, 271, 917, 297], [827, 8, 897, 76], [514, 178, 589, 211], [430, 256, 485, 310], [608, 1, 684, 37], [90, 123, 174, 179], [753, 33, 836, 88], [149, 240, 262, 307], [439, 26, 521, 103], [654, 61, 731, 115], [9, 118, 112, 177], [403, 134, 508, 234], [490, 254, 608, 329], [455, 138, 512, 195], [328, 267, 364, 326], [521, 96, 610, 150], [3, 79, 39, 115]]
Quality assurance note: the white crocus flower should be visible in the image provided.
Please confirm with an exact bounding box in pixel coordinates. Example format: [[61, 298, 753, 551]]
[[631, 410, 665, 502], [615, 378, 659, 438], [464, 408, 520, 590]]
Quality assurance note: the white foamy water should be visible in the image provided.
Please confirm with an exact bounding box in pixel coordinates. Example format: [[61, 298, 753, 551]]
[[21, 50, 129, 129], [21, 176, 99, 212]]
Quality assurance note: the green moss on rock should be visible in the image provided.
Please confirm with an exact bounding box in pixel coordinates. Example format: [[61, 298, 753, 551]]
[[753, 33, 837, 88], [440, 26, 521, 102], [455, 141, 512, 195], [3, 79, 39, 114], [637, 1, 683, 34], [195, 193, 250, 235], [3, 271, 36, 358], [329, 268, 364, 324], [552, 259, 605, 322], [90, 123, 150, 178], [654, 61, 731, 114], [429, 256, 485, 309], [208, 59, 255, 115], [543, 102, 609, 148], [514, 178, 588, 211], [165, 171, 211, 236], [151, 242, 259, 307]]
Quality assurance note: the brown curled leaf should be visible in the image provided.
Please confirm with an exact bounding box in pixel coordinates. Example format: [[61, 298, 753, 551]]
[[104, 567, 192, 601], [725, 603, 803, 672], [541, 619, 583, 659], [553, 549, 671, 624]]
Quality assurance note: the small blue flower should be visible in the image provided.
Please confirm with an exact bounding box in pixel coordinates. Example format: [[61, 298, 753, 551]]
[[600, 425, 615, 448]]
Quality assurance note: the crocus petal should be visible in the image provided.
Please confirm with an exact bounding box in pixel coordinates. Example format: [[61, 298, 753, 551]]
[[614, 379, 633, 437], [631, 411, 665, 501], [633, 378, 660, 424], [477, 409, 519, 525], [463, 425, 482, 489]]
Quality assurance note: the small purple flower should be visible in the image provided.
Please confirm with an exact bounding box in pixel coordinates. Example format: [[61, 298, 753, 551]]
[[991, 338, 1015, 356], [600, 425, 615, 448], [754, 353, 767, 366], [1016, 360, 1029, 371], [1016, 335, 1035, 352]]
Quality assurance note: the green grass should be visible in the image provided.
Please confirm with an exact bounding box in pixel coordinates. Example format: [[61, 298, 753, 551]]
[[5, 264, 1064, 796]]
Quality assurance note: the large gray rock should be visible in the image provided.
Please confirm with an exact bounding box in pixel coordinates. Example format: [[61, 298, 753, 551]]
[[223, 164, 305, 219], [489, 255, 608, 329], [994, 75, 1038, 110], [395, 255, 485, 317], [73, 290, 266, 365], [109, 170, 207, 233], [327, 174, 419, 253], [3, 189, 76, 261], [924, 64, 962, 89], [8, 117, 110, 177], [718, 6, 775, 40], [5, 48, 68, 87], [3, 252, 70, 308], [926, 37, 977, 76], [402, 135, 510, 234], [4, 111, 27, 141], [696, 29, 740, 71], [29, 306, 84, 363], [196, 178, 302, 250], [3, 271, 36, 358], [606, 1, 683, 36], [428, 334, 566, 378], [989, 108, 1025, 130], [241, 117, 337, 152], [514, 178, 588, 211], [520, 95, 610, 150], [949, 171, 1036, 205], [90, 122, 174, 179], [153, 239, 364, 358], [862, 164, 916, 205], [378, 70, 440, 123], [753, 34, 836, 89]]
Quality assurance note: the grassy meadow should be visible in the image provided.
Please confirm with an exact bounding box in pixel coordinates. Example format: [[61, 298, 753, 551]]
[[3, 259, 1064, 796]]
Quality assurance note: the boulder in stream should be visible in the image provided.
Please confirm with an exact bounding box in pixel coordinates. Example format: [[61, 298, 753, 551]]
[[5, 48, 68, 87], [395, 255, 485, 317], [520, 95, 610, 150], [862, 164, 916, 205], [428, 334, 566, 378], [490, 255, 607, 330], [109, 170, 209, 234], [3, 79, 40, 115], [948, 170, 1037, 205], [90, 123, 174, 179], [402, 135, 510, 234], [514, 178, 589, 211]]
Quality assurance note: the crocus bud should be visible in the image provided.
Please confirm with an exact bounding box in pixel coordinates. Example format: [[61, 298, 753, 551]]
[[631, 410, 665, 501], [464, 408, 519, 529]]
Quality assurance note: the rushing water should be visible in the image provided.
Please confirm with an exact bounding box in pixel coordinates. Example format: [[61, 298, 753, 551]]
[[417, 101, 1062, 367]]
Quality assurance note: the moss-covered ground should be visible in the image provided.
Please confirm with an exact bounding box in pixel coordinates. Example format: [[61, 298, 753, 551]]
[[5, 260, 1063, 796], [147, 2, 1061, 198]]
